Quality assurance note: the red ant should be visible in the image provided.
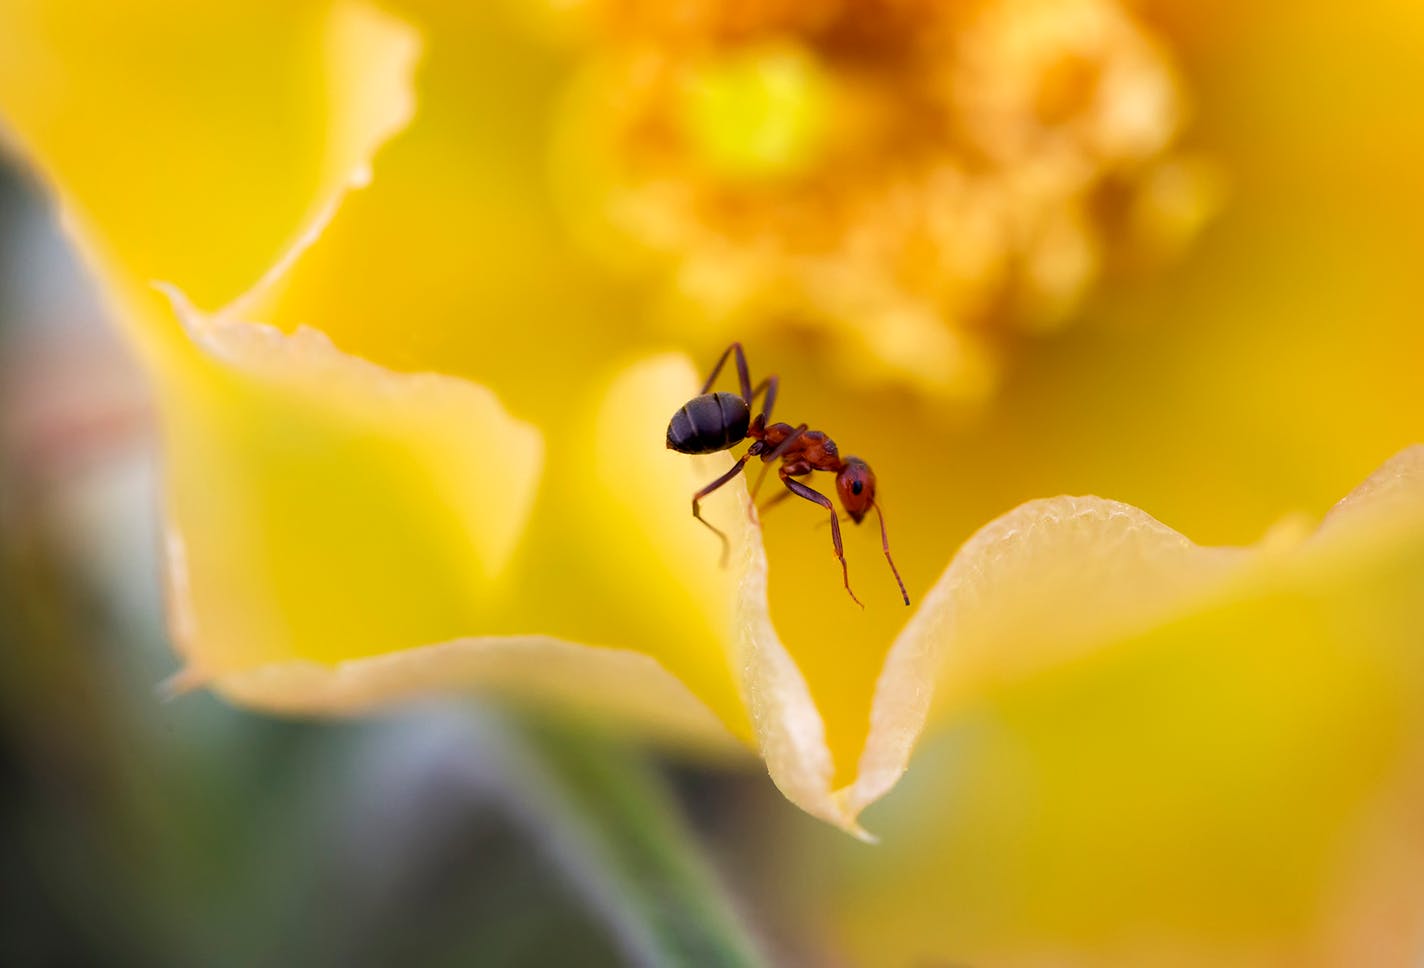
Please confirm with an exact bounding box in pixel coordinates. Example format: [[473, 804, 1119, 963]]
[[665, 343, 910, 607]]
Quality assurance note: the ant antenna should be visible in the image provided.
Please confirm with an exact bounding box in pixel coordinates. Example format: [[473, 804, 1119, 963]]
[[874, 503, 910, 606]]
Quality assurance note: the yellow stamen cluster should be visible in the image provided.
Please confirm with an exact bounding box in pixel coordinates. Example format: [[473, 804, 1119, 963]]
[[567, 0, 1217, 397]]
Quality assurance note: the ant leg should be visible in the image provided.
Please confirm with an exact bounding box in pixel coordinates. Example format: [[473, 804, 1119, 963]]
[[701, 342, 753, 401], [700, 343, 734, 393], [734, 344, 752, 401], [751, 460, 808, 522], [873, 503, 911, 606], [782, 477, 863, 608], [755, 470, 810, 518], [748, 374, 779, 422], [750, 423, 807, 500], [692, 454, 750, 566]]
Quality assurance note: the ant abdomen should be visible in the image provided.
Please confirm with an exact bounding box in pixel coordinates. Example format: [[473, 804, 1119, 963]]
[[667, 392, 750, 454]]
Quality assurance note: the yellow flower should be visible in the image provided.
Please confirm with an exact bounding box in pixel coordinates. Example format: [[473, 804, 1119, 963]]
[[1, 0, 1421, 888]]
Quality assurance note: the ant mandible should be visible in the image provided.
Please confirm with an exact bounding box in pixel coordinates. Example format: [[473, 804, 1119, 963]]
[[665, 342, 910, 607]]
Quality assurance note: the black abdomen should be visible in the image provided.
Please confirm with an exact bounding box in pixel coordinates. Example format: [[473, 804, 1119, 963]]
[[666, 392, 751, 454]]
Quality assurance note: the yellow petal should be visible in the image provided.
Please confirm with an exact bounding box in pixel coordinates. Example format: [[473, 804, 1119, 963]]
[[0, 1, 418, 343], [152, 341, 749, 750], [209, 636, 736, 754], [806, 446, 1424, 962], [850, 447, 1424, 824], [844, 493, 1254, 819], [254, 1, 646, 403], [158, 289, 543, 678]]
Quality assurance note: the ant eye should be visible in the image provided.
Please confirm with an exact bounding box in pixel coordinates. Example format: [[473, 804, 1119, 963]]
[[851, 480, 863, 495]]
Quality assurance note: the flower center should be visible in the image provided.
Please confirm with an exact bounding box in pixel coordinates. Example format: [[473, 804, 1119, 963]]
[[567, 0, 1218, 397], [680, 43, 830, 181]]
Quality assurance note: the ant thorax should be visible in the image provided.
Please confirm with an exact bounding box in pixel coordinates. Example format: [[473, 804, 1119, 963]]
[[758, 423, 842, 473]]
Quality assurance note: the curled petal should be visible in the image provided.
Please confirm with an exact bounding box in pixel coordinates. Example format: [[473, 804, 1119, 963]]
[[207, 635, 735, 753], [840, 446, 1424, 829], [156, 348, 749, 752], [732, 522, 849, 833], [159, 290, 544, 681], [846, 495, 1254, 820], [816, 446, 1424, 962]]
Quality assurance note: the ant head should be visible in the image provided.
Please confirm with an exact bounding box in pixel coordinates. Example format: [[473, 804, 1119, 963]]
[[836, 457, 877, 524]]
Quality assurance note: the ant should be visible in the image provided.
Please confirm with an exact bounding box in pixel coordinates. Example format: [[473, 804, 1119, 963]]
[[665, 342, 910, 607]]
